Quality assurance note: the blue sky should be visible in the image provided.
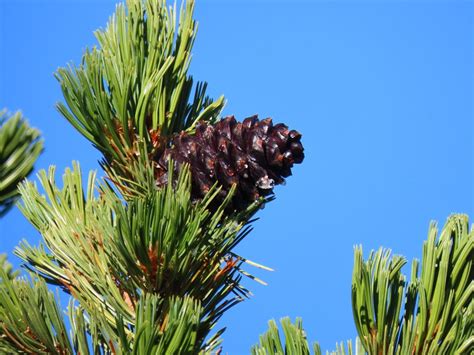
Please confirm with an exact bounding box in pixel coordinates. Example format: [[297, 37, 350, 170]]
[[0, 0, 472, 353]]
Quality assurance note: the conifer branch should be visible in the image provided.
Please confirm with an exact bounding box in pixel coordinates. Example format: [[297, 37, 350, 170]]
[[251, 318, 362, 355], [251, 318, 312, 355], [128, 295, 211, 354], [0, 110, 43, 217], [0, 255, 18, 281], [352, 214, 473, 354], [254, 215, 473, 354], [55, 0, 224, 197], [0, 269, 73, 354], [17, 162, 266, 351]]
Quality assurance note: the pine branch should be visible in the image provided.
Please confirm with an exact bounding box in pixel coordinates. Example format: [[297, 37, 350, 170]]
[[251, 318, 311, 355], [16, 162, 267, 351], [251, 318, 362, 355], [254, 214, 473, 355], [68, 295, 216, 354], [0, 268, 73, 354], [0, 267, 114, 355], [129, 295, 211, 354], [352, 214, 473, 354], [0, 255, 18, 281], [0, 110, 43, 217], [55, 0, 225, 197], [16, 0, 302, 352], [351, 248, 406, 354]]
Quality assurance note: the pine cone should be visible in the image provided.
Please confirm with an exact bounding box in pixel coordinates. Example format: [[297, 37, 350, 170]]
[[155, 115, 304, 212]]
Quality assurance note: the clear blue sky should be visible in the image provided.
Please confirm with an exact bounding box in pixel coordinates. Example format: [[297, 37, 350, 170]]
[[1, 0, 472, 353]]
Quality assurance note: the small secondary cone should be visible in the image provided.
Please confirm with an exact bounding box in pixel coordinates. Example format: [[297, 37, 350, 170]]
[[155, 115, 304, 212]]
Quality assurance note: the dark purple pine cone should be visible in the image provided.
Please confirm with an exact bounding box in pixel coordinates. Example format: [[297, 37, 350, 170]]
[[155, 115, 304, 212]]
